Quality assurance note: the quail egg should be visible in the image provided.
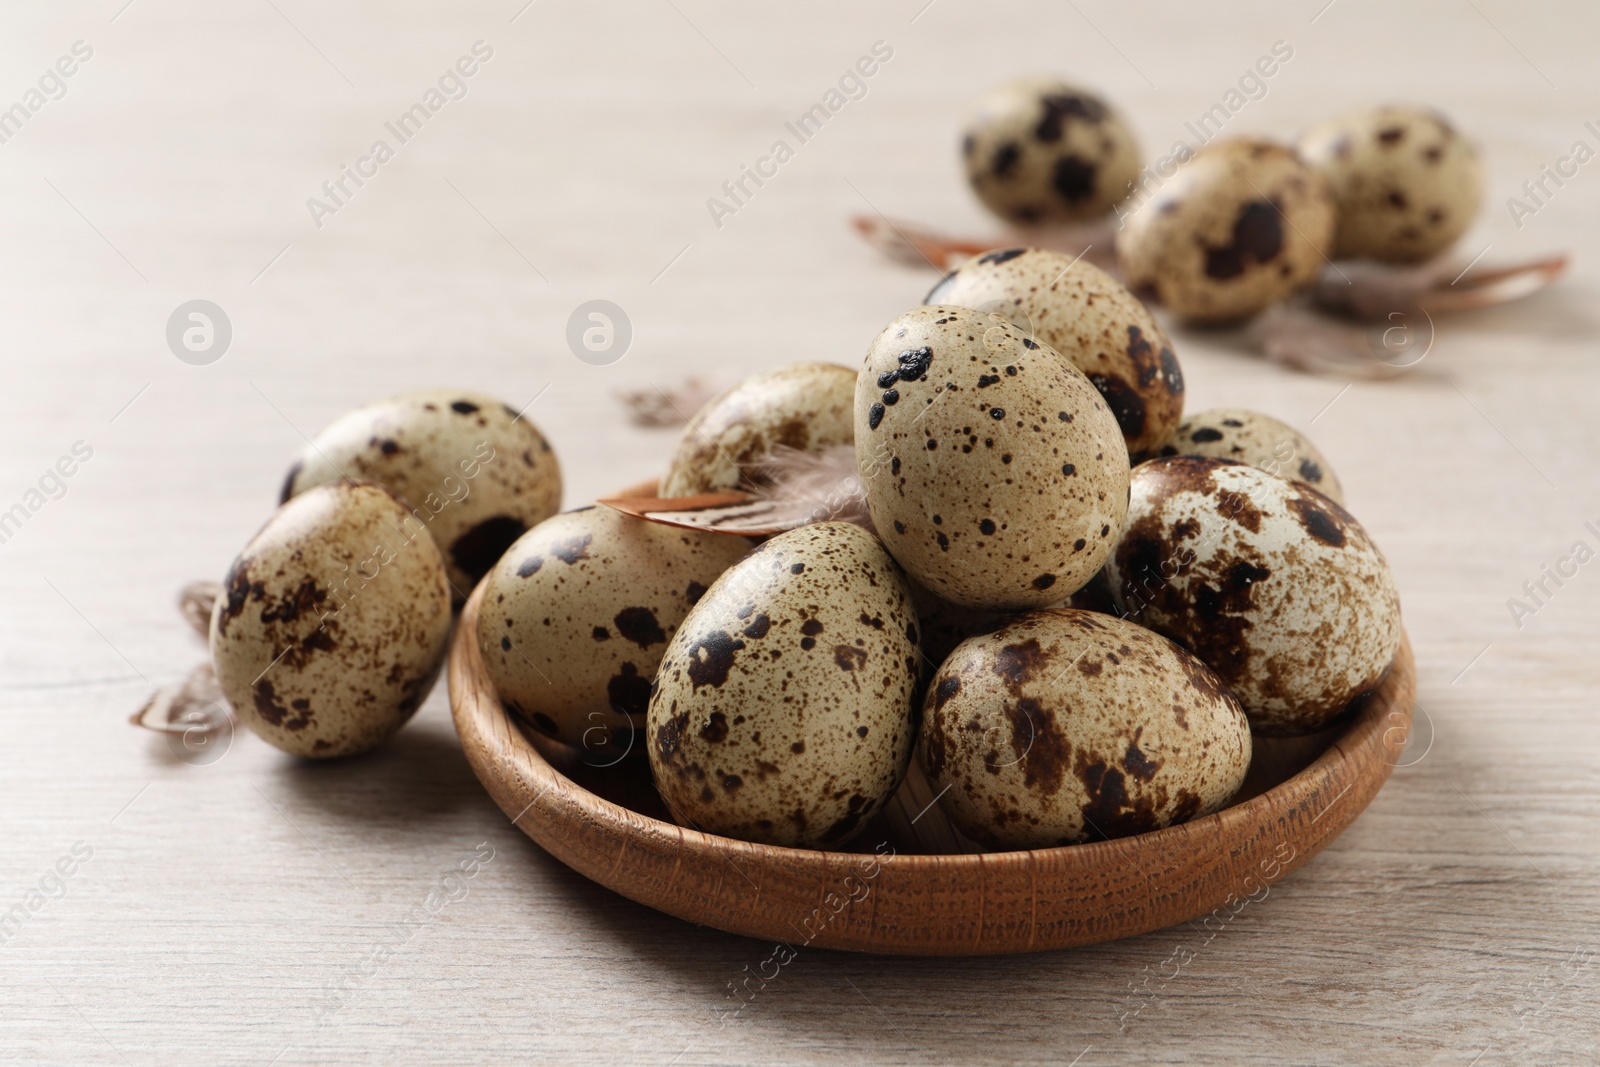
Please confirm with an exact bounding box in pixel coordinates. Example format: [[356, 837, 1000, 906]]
[[211, 482, 453, 758], [1117, 139, 1335, 322], [926, 248, 1185, 459], [647, 521, 921, 848], [856, 305, 1129, 611], [1299, 105, 1482, 263], [1158, 408, 1344, 504], [660, 363, 856, 498], [477, 506, 750, 755], [921, 608, 1251, 849], [282, 390, 562, 602], [1105, 457, 1401, 735], [962, 78, 1142, 225]]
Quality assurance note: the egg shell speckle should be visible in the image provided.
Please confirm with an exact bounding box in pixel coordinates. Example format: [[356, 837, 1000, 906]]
[[1157, 407, 1344, 504], [962, 79, 1141, 225], [1116, 139, 1335, 322], [1299, 105, 1481, 263], [660, 363, 856, 498], [855, 305, 1130, 611], [921, 608, 1251, 849], [477, 506, 751, 753], [926, 248, 1185, 459], [1105, 457, 1401, 735], [211, 482, 453, 759], [647, 521, 921, 848], [284, 389, 562, 602]]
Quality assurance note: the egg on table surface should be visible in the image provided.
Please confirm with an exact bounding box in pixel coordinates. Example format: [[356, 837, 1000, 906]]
[[1298, 104, 1482, 263], [660, 363, 856, 498], [211, 482, 453, 758], [855, 305, 1130, 611], [1105, 457, 1401, 735], [647, 522, 921, 848], [1117, 139, 1335, 322], [1158, 407, 1344, 504], [926, 248, 1185, 460], [961, 78, 1141, 225], [282, 389, 562, 603], [921, 608, 1251, 849], [477, 506, 751, 755]]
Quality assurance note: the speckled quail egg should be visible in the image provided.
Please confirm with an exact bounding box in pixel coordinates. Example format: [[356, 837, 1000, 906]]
[[962, 78, 1142, 225], [926, 248, 1185, 460], [1158, 408, 1344, 504], [1105, 457, 1401, 735], [211, 482, 453, 758], [855, 305, 1129, 611], [1299, 105, 1482, 263], [660, 363, 856, 498], [648, 521, 921, 848], [1117, 139, 1336, 322], [282, 390, 562, 603], [921, 608, 1251, 849], [477, 506, 750, 755]]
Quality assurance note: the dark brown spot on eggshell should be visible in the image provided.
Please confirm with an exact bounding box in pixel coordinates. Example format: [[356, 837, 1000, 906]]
[[685, 631, 744, 690], [614, 606, 667, 648], [1009, 697, 1070, 797], [1051, 155, 1097, 202], [607, 662, 651, 717], [550, 532, 593, 564], [1204, 200, 1284, 279], [833, 645, 868, 671], [1288, 494, 1348, 547], [1088, 373, 1146, 440]]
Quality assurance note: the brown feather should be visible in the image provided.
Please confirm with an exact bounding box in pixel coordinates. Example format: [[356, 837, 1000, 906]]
[[599, 444, 872, 537]]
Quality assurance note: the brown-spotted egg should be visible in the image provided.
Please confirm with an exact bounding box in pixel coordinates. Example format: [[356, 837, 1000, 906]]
[[1158, 407, 1344, 504], [961, 78, 1142, 225], [1105, 457, 1401, 735], [926, 248, 1185, 460], [921, 608, 1251, 849], [1117, 139, 1335, 322], [211, 482, 453, 758], [647, 522, 920, 848], [660, 363, 856, 497], [1299, 105, 1481, 263], [282, 390, 562, 603], [477, 506, 750, 755], [855, 305, 1129, 611]]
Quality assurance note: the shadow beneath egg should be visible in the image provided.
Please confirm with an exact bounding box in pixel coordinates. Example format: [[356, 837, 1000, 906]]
[[269, 714, 483, 826]]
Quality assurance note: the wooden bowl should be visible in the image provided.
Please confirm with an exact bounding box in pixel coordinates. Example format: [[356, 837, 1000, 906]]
[[449, 582, 1415, 955]]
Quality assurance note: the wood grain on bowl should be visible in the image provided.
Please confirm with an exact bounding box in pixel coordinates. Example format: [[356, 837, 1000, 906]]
[[449, 582, 1415, 956]]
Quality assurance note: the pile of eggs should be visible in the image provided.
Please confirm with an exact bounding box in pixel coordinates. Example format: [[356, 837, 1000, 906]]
[[961, 79, 1484, 321], [208, 258, 1401, 854], [206, 77, 1415, 853]]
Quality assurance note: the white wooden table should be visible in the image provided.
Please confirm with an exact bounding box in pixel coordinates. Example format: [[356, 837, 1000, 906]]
[[2, 1, 1596, 1063]]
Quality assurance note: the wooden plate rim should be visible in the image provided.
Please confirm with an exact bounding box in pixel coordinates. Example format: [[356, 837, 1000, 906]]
[[449, 582, 1414, 956]]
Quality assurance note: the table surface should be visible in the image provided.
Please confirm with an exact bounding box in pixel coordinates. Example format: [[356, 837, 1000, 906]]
[[3, 1, 1597, 1064]]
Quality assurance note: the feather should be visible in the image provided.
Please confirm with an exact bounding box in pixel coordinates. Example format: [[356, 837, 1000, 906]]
[[1253, 302, 1412, 380], [750, 444, 874, 532], [1309, 251, 1567, 319], [130, 661, 232, 736], [599, 444, 871, 537], [850, 214, 1118, 274], [179, 580, 220, 640]]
